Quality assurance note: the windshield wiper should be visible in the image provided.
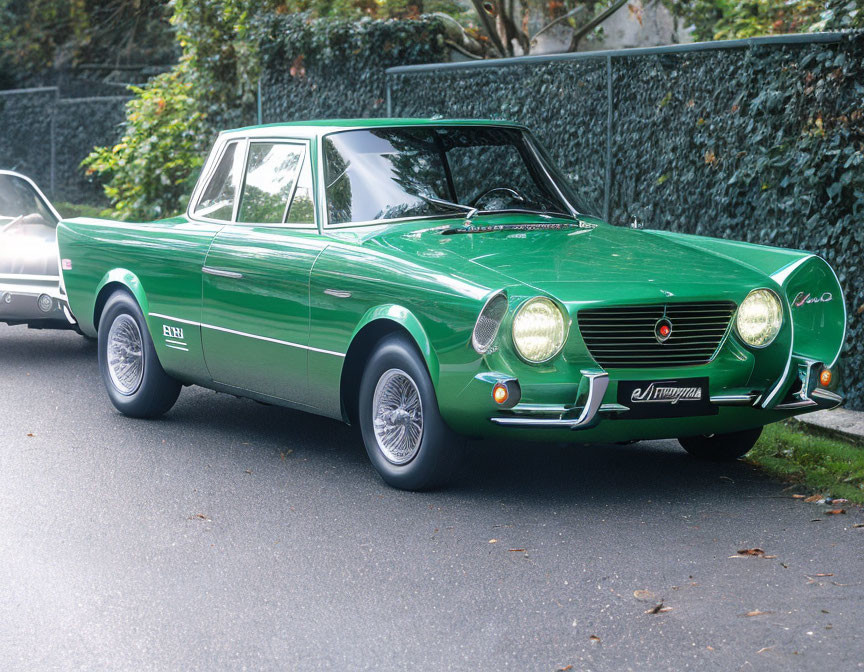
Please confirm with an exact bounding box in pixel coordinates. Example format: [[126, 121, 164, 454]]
[[418, 194, 478, 219]]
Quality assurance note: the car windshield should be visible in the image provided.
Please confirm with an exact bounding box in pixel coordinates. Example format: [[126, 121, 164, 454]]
[[0, 174, 58, 227], [323, 126, 589, 226]]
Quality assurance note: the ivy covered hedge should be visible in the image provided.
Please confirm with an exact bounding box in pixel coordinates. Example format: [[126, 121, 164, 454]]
[[387, 34, 864, 409], [258, 15, 448, 122]]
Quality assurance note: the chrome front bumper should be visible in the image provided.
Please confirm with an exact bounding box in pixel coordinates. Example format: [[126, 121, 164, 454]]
[[488, 361, 843, 430]]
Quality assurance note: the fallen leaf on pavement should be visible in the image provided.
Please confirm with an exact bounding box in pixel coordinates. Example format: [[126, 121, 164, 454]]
[[804, 495, 823, 503], [738, 548, 765, 558], [645, 602, 672, 614], [743, 610, 773, 617], [508, 548, 526, 552], [189, 513, 211, 521], [26, 433, 34, 437], [589, 635, 600, 643], [825, 509, 846, 515], [633, 590, 656, 601], [557, 666, 573, 671], [792, 494, 806, 499]]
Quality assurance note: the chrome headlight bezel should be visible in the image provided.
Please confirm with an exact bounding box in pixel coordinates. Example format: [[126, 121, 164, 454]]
[[735, 288, 783, 349], [511, 296, 569, 364]]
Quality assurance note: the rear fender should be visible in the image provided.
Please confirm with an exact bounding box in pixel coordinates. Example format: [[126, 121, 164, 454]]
[[93, 269, 149, 332]]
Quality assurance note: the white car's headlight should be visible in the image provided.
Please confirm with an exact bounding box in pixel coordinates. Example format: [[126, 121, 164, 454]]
[[735, 288, 783, 347], [512, 297, 567, 362]]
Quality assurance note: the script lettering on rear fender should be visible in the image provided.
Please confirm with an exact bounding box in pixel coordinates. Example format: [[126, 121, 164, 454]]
[[163, 325, 184, 340], [630, 383, 703, 405]]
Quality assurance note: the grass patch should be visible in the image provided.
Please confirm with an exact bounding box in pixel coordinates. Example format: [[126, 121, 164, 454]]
[[54, 202, 112, 219], [748, 421, 864, 504]]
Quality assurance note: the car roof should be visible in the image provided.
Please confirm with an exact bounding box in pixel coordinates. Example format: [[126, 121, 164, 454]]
[[221, 118, 527, 139]]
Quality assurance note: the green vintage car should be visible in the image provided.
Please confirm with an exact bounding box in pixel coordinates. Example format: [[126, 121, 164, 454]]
[[56, 119, 846, 489]]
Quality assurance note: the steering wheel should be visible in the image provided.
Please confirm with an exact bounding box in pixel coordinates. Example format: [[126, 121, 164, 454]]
[[0, 214, 24, 235], [470, 187, 526, 210]]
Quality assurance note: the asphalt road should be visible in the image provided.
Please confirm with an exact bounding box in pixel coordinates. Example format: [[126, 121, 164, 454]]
[[1, 324, 862, 672]]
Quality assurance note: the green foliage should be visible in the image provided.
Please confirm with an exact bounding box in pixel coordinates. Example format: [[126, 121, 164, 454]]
[[82, 62, 208, 220], [749, 422, 864, 503], [0, 0, 175, 86], [258, 14, 449, 121], [82, 0, 283, 220], [667, 0, 864, 42]]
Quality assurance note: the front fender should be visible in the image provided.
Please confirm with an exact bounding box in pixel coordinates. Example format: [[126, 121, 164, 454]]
[[351, 304, 440, 386]]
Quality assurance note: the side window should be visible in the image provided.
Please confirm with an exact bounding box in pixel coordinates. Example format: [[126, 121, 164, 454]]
[[285, 154, 315, 225], [194, 141, 242, 221], [237, 142, 304, 224]]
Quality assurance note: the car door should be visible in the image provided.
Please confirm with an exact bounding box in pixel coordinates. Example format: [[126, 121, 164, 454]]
[[201, 137, 327, 403]]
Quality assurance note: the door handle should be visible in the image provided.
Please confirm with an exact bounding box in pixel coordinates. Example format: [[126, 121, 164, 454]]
[[203, 266, 243, 279]]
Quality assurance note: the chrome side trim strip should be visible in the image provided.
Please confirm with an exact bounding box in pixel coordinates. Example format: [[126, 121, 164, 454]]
[[148, 312, 346, 358], [149, 312, 199, 326]]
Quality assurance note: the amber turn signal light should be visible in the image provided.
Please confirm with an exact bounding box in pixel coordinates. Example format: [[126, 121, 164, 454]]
[[819, 368, 832, 387], [492, 383, 509, 404]]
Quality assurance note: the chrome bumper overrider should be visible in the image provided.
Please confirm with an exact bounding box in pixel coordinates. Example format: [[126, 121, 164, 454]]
[[490, 371, 609, 430]]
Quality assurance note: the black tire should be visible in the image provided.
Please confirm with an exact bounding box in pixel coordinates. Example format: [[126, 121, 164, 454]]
[[98, 291, 181, 418], [678, 427, 763, 461], [358, 333, 462, 491]]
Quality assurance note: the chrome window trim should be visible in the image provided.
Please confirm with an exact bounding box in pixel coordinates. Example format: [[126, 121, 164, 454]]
[[187, 137, 246, 225], [233, 137, 317, 230], [318, 124, 567, 230]]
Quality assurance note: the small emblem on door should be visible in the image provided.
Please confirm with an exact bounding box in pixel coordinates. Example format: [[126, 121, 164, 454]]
[[163, 325, 184, 339]]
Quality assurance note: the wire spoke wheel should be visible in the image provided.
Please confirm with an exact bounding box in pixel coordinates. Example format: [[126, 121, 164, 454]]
[[106, 314, 144, 396], [372, 368, 424, 465]]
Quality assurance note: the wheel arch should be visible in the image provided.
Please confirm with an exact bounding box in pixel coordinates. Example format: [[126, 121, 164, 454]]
[[340, 306, 440, 425], [93, 269, 149, 332]]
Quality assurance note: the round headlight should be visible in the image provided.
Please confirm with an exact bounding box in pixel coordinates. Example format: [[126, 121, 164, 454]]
[[735, 288, 783, 347], [512, 297, 567, 363]]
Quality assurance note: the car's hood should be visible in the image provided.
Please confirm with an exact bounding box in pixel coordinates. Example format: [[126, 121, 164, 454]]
[[374, 216, 771, 305]]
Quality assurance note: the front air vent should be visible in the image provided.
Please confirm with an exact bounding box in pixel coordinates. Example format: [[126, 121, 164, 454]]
[[577, 301, 736, 368], [472, 292, 508, 354]]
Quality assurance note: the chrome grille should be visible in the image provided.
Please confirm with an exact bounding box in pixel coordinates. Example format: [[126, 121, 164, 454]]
[[577, 301, 736, 368]]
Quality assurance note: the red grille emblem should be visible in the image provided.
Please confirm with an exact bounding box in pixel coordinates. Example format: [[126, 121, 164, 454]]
[[654, 318, 673, 343]]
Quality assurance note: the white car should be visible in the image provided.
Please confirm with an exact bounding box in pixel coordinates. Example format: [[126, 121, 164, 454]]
[[0, 170, 76, 329]]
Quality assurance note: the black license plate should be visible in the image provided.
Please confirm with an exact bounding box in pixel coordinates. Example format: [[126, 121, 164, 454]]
[[616, 377, 717, 419]]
